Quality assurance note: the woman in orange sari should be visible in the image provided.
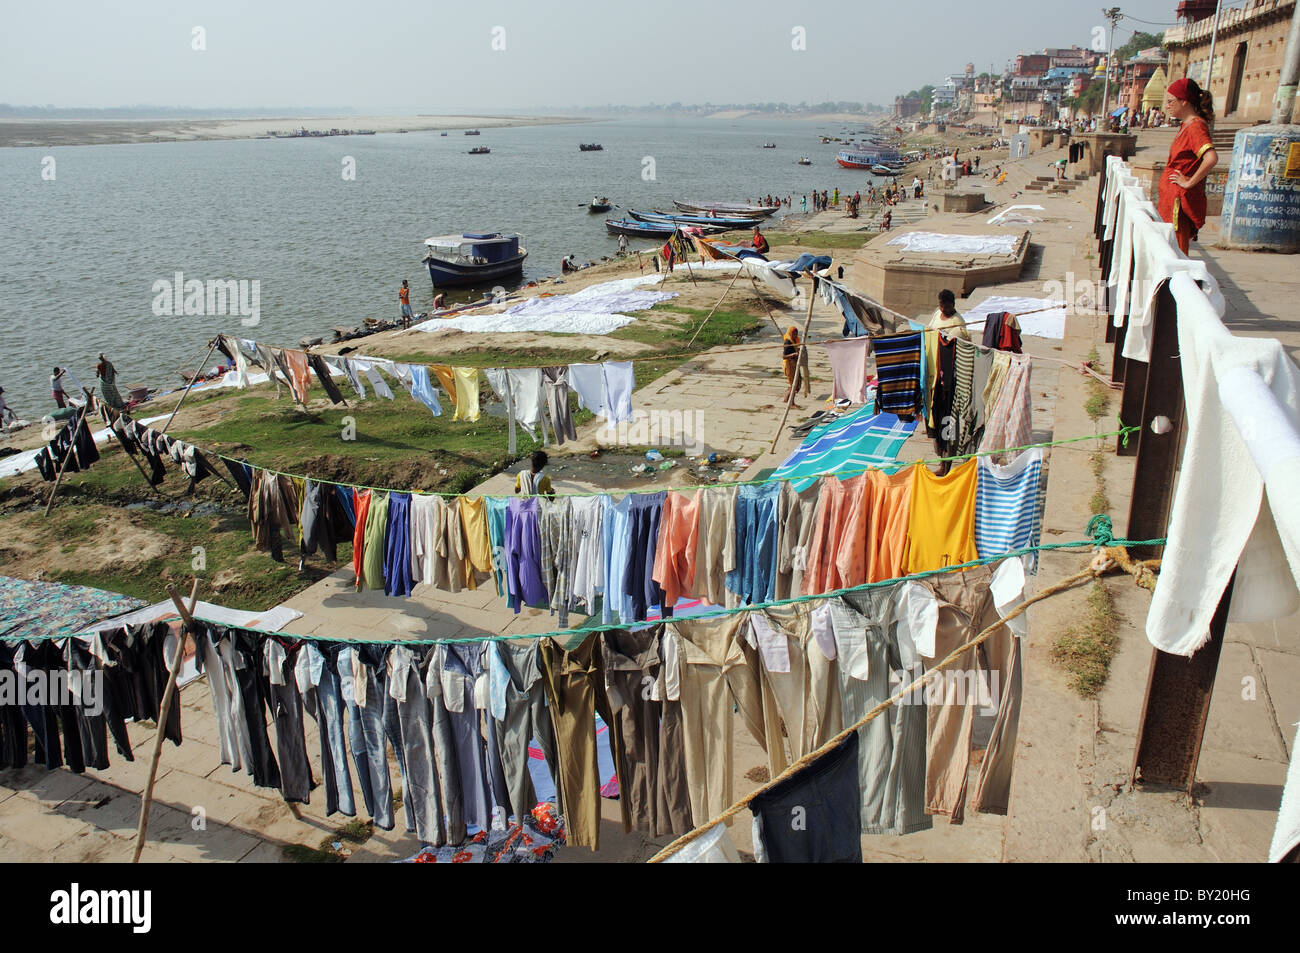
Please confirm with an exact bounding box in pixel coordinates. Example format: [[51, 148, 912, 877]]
[[1159, 77, 1218, 254]]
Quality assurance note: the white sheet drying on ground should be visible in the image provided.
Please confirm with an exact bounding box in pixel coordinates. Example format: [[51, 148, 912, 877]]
[[886, 231, 1020, 255], [0, 413, 170, 478], [962, 296, 1068, 340], [411, 275, 678, 335]]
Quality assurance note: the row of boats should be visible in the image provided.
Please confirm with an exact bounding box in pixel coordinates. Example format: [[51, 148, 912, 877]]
[[420, 199, 779, 286]]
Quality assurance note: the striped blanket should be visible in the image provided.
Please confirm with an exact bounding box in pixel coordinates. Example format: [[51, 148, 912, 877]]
[[773, 409, 917, 491], [871, 332, 923, 418]]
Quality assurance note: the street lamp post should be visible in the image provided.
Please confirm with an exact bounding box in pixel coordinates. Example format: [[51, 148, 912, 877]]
[[1101, 7, 1122, 122]]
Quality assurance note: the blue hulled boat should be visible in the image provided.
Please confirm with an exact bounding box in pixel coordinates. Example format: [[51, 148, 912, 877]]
[[422, 232, 527, 287]]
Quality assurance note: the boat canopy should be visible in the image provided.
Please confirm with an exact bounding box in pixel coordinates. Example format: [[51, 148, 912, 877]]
[[423, 232, 521, 263]]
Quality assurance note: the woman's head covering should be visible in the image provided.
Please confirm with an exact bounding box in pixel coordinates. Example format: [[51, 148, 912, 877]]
[[1167, 77, 1192, 103]]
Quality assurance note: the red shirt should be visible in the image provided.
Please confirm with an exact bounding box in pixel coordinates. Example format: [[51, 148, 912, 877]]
[[1158, 117, 1213, 232]]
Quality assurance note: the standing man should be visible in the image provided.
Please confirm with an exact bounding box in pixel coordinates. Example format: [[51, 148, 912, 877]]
[[51, 367, 69, 408], [399, 279, 413, 330]]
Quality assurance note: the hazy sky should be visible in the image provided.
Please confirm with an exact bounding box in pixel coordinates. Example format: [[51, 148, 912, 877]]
[[3, 0, 1191, 112]]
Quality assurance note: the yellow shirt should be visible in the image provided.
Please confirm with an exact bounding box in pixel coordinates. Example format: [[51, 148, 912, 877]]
[[452, 367, 480, 422], [515, 472, 554, 495], [904, 459, 979, 574], [924, 308, 971, 427], [459, 496, 493, 589]]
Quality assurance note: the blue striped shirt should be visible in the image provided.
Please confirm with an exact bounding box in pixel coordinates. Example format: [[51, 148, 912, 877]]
[[975, 449, 1044, 571]]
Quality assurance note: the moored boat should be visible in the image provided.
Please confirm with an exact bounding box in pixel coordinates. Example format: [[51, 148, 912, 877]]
[[797, 157, 812, 165], [468, 146, 491, 154], [871, 164, 906, 176], [629, 209, 761, 229], [837, 147, 905, 169], [605, 218, 726, 238], [579, 143, 603, 151], [423, 232, 527, 287], [464, 129, 481, 135], [672, 200, 777, 218]]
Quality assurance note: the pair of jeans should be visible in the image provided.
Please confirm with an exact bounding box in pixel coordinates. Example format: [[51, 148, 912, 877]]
[[227, 629, 282, 791], [22, 640, 86, 773], [830, 588, 932, 835], [266, 640, 315, 804], [298, 643, 355, 817], [196, 627, 242, 771], [336, 644, 392, 830], [65, 639, 112, 770], [386, 645, 446, 845], [625, 492, 667, 623], [427, 642, 493, 835], [751, 731, 861, 863]]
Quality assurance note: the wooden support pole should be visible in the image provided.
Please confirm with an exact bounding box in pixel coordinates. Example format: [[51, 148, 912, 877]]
[[768, 284, 818, 454], [160, 338, 220, 434], [43, 391, 95, 517], [132, 579, 199, 863], [686, 262, 747, 349]]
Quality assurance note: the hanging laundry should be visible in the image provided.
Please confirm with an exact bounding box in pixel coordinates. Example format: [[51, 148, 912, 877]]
[[749, 603, 841, 767], [339, 643, 396, 830], [919, 560, 1025, 821], [601, 494, 634, 623], [485, 496, 509, 599], [410, 494, 462, 592], [429, 364, 457, 411], [407, 365, 443, 416], [626, 491, 667, 622], [904, 459, 979, 574], [351, 489, 371, 589], [975, 448, 1044, 571], [751, 731, 861, 863], [928, 332, 959, 453], [950, 339, 981, 455], [924, 312, 971, 428], [979, 352, 1032, 464], [568, 362, 607, 418], [542, 365, 578, 444], [355, 360, 395, 400], [505, 497, 548, 612], [602, 361, 635, 424], [361, 490, 389, 591], [652, 489, 702, 609], [979, 311, 1023, 354], [264, 639, 315, 803], [823, 338, 872, 403], [832, 473, 874, 590], [691, 484, 739, 608], [300, 478, 354, 563], [255, 342, 286, 396], [489, 641, 559, 822], [871, 332, 923, 419], [307, 353, 348, 405], [569, 495, 607, 616], [33, 408, 100, 481], [865, 468, 915, 583], [295, 641, 356, 817], [538, 496, 574, 625], [451, 367, 481, 422], [485, 367, 547, 453], [539, 635, 617, 850], [383, 491, 414, 597], [670, 614, 777, 822], [249, 470, 299, 562], [282, 349, 312, 405], [334, 356, 367, 399], [225, 628, 283, 791], [386, 644, 449, 845], [775, 480, 820, 599], [602, 626, 693, 837], [458, 496, 493, 590], [725, 482, 781, 605], [801, 475, 854, 596], [982, 349, 1011, 412], [829, 585, 933, 835]]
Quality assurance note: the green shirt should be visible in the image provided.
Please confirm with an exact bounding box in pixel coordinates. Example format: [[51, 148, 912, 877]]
[[362, 491, 389, 590]]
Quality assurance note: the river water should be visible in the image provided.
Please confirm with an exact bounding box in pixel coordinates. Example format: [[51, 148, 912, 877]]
[[0, 117, 887, 413]]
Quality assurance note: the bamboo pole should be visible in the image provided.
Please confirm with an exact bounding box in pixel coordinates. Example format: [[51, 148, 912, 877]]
[[42, 390, 95, 517], [159, 337, 219, 434], [686, 262, 747, 349], [132, 579, 199, 863], [768, 283, 817, 454]]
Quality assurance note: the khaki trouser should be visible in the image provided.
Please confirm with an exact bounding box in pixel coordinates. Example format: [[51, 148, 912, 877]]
[[671, 614, 775, 825], [750, 602, 841, 767], [922, 564, 1022, 822], [539, 635, 615, 850]]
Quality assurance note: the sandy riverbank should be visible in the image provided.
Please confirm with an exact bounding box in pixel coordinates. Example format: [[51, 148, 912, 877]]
[[0, 114, 589, 149]]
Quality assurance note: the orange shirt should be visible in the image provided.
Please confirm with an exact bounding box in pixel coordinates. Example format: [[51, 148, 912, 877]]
[[833, 474, 871, 590], [652, 489, 702, 607], [866, 467, 915, 582], [352, 489, 371, 589], [802, 476, 852, 595], [399, 285, 411, 305]]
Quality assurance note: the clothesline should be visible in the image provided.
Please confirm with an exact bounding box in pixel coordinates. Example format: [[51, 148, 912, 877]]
[[2, 526, 1170, 648], [647, 538, 1165, 862], [210, 426, 1136, 502]]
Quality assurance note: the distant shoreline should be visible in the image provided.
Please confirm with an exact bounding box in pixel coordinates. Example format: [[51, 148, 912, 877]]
[[0, 114, 591, 149]]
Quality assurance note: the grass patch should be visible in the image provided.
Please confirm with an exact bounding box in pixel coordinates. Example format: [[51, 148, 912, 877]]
[[281, 818, 374, 863], [763, 230, 875, 249], [1088, 451, 1107, 480], [1050, 582, 1122, 697], [1089, 488, 1111, 515], [1084, 380, 1110, 421]]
